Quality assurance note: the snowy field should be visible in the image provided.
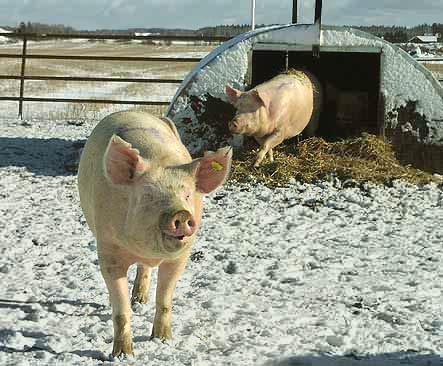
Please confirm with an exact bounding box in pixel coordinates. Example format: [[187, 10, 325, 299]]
[[0, 118, 442, 366], [0, 40, 442, 366]]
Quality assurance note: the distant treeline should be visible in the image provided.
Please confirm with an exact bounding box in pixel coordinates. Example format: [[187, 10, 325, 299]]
[[353, 23, 443, 43], [9, 22, 443, 43], [102, 24, 254, 37], [17, 21, 76, 34]]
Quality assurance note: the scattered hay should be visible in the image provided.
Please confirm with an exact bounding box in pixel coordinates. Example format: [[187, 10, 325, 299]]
[[282, 68, 311, 84], [229, 133, 441, 188]]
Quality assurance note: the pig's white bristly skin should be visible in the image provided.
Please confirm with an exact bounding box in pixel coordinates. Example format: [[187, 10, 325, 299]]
[[1, 117, 443, 366]]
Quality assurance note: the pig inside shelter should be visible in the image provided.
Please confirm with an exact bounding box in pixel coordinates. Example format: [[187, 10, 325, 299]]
[[250, 48, 382, 141]]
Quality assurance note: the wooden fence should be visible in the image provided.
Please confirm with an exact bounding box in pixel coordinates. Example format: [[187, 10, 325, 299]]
[[0, 32, 230, 118]]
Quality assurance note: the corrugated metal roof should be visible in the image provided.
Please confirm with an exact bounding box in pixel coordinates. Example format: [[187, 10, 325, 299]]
[[408, 35, 438, 43]]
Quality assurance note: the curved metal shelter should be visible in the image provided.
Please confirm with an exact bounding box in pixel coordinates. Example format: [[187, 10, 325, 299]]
[[166, 23, 443, 173]]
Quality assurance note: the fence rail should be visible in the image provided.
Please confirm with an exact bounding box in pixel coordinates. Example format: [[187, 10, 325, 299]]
[[416, 59, 443, 83], [0, 32, 231, 118], [416, 57, 443, 62], [0, 75, 183, 83], [0, 54, 202, 62], [0, 96, 170, 105]]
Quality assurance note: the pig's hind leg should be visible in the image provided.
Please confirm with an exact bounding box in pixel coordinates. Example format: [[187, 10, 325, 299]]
[[131, 264, 152, 305], [254, 132, 284, 167]]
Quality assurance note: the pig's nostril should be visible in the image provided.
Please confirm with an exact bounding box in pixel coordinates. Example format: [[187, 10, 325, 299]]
[[167, 210, 195, 236]]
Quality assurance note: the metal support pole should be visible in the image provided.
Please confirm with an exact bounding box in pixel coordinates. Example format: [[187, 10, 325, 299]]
[[285, 50, 289, 71], [315, 0, 323, 24], [292, 0, 298, 23], [251, 0, 256, 30], [18, 36, 27, 119]]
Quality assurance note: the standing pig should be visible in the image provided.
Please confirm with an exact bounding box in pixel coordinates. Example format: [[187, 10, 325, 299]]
[[226, 69, 322, 167], [77, 111, 232, 358]]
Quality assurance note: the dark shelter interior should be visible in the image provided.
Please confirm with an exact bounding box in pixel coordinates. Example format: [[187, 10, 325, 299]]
[[251, 49, 382, 141]]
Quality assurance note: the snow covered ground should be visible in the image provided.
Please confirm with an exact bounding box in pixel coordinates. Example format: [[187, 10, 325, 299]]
[[0, 27, 13, 44], [399, 42, 443, 59], [0, 116, 442, 366], [0, 36, 442, 366]]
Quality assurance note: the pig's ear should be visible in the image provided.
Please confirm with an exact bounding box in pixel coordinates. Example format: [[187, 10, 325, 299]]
[[195, 146, 233, 193], [225, 85, 242, 104], [251, 89, 270, 109], [103, 135, 148, 185]]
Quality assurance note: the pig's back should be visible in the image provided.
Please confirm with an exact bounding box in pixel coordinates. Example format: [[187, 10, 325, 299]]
[[84, 111, 189, 164], [267, 71, 322, 137]]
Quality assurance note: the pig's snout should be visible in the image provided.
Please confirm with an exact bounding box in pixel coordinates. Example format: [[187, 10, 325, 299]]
[[229, 119, 241, 133], [162, 210, 196, 238]]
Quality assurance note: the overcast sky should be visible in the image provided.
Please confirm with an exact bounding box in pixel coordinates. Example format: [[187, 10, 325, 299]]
[[0, 0, 441, 30]]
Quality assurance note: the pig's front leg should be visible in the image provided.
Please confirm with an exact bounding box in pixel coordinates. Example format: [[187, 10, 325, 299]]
[[131, 264, 152, 305], [152, 254, 189, 340], [98, 245, 133, 358], [254, 132, 284, 167], [268, 148, 274, 163], [255, 137, 274, 163]]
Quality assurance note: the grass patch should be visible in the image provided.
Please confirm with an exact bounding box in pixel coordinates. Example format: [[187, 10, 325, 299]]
[[229, 133, 441, 187]]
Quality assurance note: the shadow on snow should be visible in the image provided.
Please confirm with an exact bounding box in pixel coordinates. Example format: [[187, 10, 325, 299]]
[[0, 137, 85, 176], [268, 352, 443, 366], [0, 297, 110, 361]]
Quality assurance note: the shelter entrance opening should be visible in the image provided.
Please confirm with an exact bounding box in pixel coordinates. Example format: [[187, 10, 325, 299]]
[[251, 47, 382, 140]]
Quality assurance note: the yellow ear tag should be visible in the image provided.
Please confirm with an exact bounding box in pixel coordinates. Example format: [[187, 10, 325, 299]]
[[211, 161, 224, 171]]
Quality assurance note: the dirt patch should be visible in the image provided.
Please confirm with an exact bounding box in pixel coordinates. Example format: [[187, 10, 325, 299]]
[[229, 133, 441, 188], [190, 94, 235, 140], [384, 101, 443, 174]]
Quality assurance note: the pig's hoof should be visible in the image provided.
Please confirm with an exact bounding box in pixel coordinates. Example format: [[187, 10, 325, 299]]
[[151, 325, 172, 341], [110, 352, 135, 363], [131, 292, 148, 305], [112, 338, 134, 359]]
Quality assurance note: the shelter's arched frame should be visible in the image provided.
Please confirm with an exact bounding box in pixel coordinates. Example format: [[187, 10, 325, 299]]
[[166, 24, 443, 172]]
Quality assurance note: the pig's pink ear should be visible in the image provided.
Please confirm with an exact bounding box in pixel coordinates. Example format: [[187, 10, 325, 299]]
[[103, 135, 148, 185], [195, 146, 233, 194], [225, 85, 242, 104], [251, 89, 270, 109]]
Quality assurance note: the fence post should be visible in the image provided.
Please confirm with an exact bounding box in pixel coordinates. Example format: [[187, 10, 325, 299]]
[[18, 35, 27, 119]]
